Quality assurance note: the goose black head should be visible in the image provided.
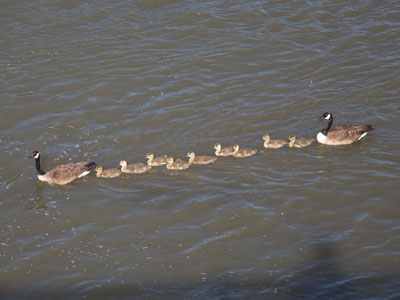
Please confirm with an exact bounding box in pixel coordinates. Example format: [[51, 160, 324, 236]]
[[29, 151, 40, 159], [321, 112, 332, 120]]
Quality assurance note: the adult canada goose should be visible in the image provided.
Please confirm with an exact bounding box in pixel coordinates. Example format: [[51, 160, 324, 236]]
[[187, 151, 217, 165], [119, 160, 151, 174], [95, 166, 121, 178], [262, 134, 287, 149], [288, 136, 314, 148], [213, 143, 235, 156], [232, 144, 258, 158], [29, 151, 96, 185], [317, 112, 375, 145], [166, 157, 191, 170], [145, 153, 169, 166]]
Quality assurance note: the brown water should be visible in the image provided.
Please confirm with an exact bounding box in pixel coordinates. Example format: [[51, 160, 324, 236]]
[[1, 1, 399, 299]]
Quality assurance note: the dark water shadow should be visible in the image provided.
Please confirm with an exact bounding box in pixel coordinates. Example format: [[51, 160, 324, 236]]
[[287, 240, 399, 300], [0, 241, 398, 299], [287, 241, 352, 300]]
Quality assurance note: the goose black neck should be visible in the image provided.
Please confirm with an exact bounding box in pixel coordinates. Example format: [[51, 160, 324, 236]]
[[322, 115, 333, 135], [35, 156, 46, 175]]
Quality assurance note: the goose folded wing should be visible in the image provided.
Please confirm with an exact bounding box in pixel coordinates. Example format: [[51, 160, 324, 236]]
[[328, 125, 373, 141], [48, 162, 93, 181]]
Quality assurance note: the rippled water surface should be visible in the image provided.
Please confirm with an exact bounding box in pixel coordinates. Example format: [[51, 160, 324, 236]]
[[1, 0, 400, 299]]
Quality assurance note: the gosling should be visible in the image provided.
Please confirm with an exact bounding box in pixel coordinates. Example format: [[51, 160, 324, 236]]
[[232, 144, 258, 158], [166, 157, 191, 170], [187, 151, 217, 165], [119, 160, 151, 174], [213, 143, 235, 156], [95, 166, 121, 178], [288, 136, 314, 148], [262, 134, 287, 149], [146, 152, 169, 166]]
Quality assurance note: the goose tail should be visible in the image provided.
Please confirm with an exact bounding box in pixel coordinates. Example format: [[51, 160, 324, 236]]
[[366, 125, 375, 131]]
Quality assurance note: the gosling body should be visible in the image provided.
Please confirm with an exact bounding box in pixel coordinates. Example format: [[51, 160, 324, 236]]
[[263, 134, 287, 149], [119, 160, 151, 174], [95, 166, 121, 178], [187, 152, 217, 165], [213, 143, 235, 156], [146, 153, 169, 166], [232, 144, 258, 158], [166, 157, 191, 170], [288, 136, 313, 148]]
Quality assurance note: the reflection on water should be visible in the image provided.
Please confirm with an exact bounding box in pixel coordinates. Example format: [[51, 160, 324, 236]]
[[26, 182, 46, 211]]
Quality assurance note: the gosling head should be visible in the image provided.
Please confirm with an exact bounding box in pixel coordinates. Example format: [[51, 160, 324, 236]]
[[233, 144, 240, 151], [187, 151, 195, 158], [145, 153, 154, 160], [119, 160, 127, 168], [213, 143, 221, 151], [95, 166, 103, 176], [262, 134, 270, 142], [167, 157, 174, 164], [288, 136, 296, 142]]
